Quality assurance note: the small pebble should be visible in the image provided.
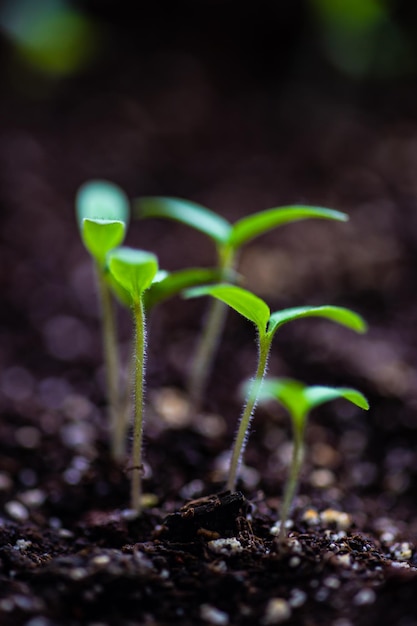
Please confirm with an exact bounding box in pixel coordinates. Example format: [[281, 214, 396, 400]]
[[270, 520, 293, 536], [334, 553, 351, 568], [301, 508, 320, 526], [320, 509, 352, 531], [289, 589, 307, 608], [153, 387, 191, 427], [92, 555, 111, 567], [262, 598, 292, 624], [390, 542, 413, 561], [310, 468, 335, 488], [69, 568, 88, 580], [13, 539, 32, 551], [200, 604, 229, 625], [287, 538, 303, 554], [208, 538, 243, 555], [19, 489, 46, 508], [5, 500, 29, 522], [353, 588, 376, 606], [324, 576, 340, 589]]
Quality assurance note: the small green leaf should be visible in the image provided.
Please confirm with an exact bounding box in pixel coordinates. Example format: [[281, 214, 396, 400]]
[[82, 219, 125, 265], [259, 378, 308, 419], [144, 268, 222, 310], [185, 284, 270, 334], [76, 180, 130, 228], [268, 305, 367, 338], [135, 197, 232, 245], [229, 205, 348, 249], [259, 377, 369, 430], [304, 386, 369, 411], [107, 247, 158, 303]]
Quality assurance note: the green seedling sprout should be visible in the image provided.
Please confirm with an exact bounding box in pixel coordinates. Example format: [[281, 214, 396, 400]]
[[185, 284, 367, 492], [106, 246, 158, 515], [106, 265, 223, 452], [109, 266, 223, 312], [76, 180, 130, 461], [136, 196, 348, 413], [257, 378, 369, 543]]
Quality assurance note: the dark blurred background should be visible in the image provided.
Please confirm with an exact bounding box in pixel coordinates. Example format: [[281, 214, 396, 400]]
[[2, 0, 417, 410]]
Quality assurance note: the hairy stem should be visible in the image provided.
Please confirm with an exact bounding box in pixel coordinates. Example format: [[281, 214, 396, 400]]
[[95, 263, 123, 460], [131, 297, 146, 515], [227, 333, 270, 491], [188, 247, 236, 415], [278, 424, 305, 544]]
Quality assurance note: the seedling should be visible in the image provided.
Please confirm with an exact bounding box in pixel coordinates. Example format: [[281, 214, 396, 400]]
[[76, 180, 130, 460], [136, 196, 348, 413], [109, 266, 222, 312], [257, 378, 369, 543], [106, 246, 158, 515], [185, 284, 367, 491]]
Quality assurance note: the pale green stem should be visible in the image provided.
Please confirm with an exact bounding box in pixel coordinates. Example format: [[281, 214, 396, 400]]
[[188, 246, 236, 415], [278, 421, 305, 544], [227, 333, 271, 491], [131, 297, 146, 515], [95, 262, 123, 460]]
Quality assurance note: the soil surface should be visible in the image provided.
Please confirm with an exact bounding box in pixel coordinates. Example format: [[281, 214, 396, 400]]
[[2, 3, 417, 625]]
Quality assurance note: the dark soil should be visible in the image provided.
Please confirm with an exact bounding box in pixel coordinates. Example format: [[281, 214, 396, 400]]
[[2, 3, 417, 625]]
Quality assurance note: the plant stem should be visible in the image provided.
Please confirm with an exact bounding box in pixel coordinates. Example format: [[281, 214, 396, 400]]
[[227, 333, 271, 491], [278, 423, 305, 544], [188, 247, 236, 414], [95, 263, 123, 460], [131, 297, 146, 515]]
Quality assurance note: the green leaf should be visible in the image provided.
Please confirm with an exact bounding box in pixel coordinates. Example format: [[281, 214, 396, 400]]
[[267, 305, 367, 338], [144, 268, 222, 310], [185, 284, 270, 334], [76, 180, 130, 228], [135, 197, 232, 245], [82, 219, 125, 265], [304, 386, 369, 411], [107, 247, 158, 303], [229, 205, 348, 249], [259, 377, 369, 430]]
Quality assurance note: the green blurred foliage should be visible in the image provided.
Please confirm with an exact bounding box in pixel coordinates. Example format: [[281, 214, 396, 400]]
[[0, 0, 99, 78], [310, 0, 415, 78]]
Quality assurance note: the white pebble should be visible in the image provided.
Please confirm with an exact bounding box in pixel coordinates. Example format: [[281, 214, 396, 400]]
[[200, 604, 229, 625], [390, 542, 412, 561], [207, 538, 243, 555], [262, 598, 292, 624], [5, 500, 29, 521], [353, 588, 376, 606]]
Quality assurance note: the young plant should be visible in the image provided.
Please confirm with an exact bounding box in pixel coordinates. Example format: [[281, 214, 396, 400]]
[[185, 284, 367, 492], [76, 180, 130, 460], [257, 378, 369, 543], [106, 246, 158, 515], [136, 196, 348, 413], [106, 265, 223, 454]]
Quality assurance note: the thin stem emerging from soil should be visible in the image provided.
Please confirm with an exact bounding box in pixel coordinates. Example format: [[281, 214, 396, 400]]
[[95, 262, 123, 460], [131, 297, 147, 515], [278, 425, 305, 544], [227, 333, 270, 491], [188, 248, 236, 415]]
